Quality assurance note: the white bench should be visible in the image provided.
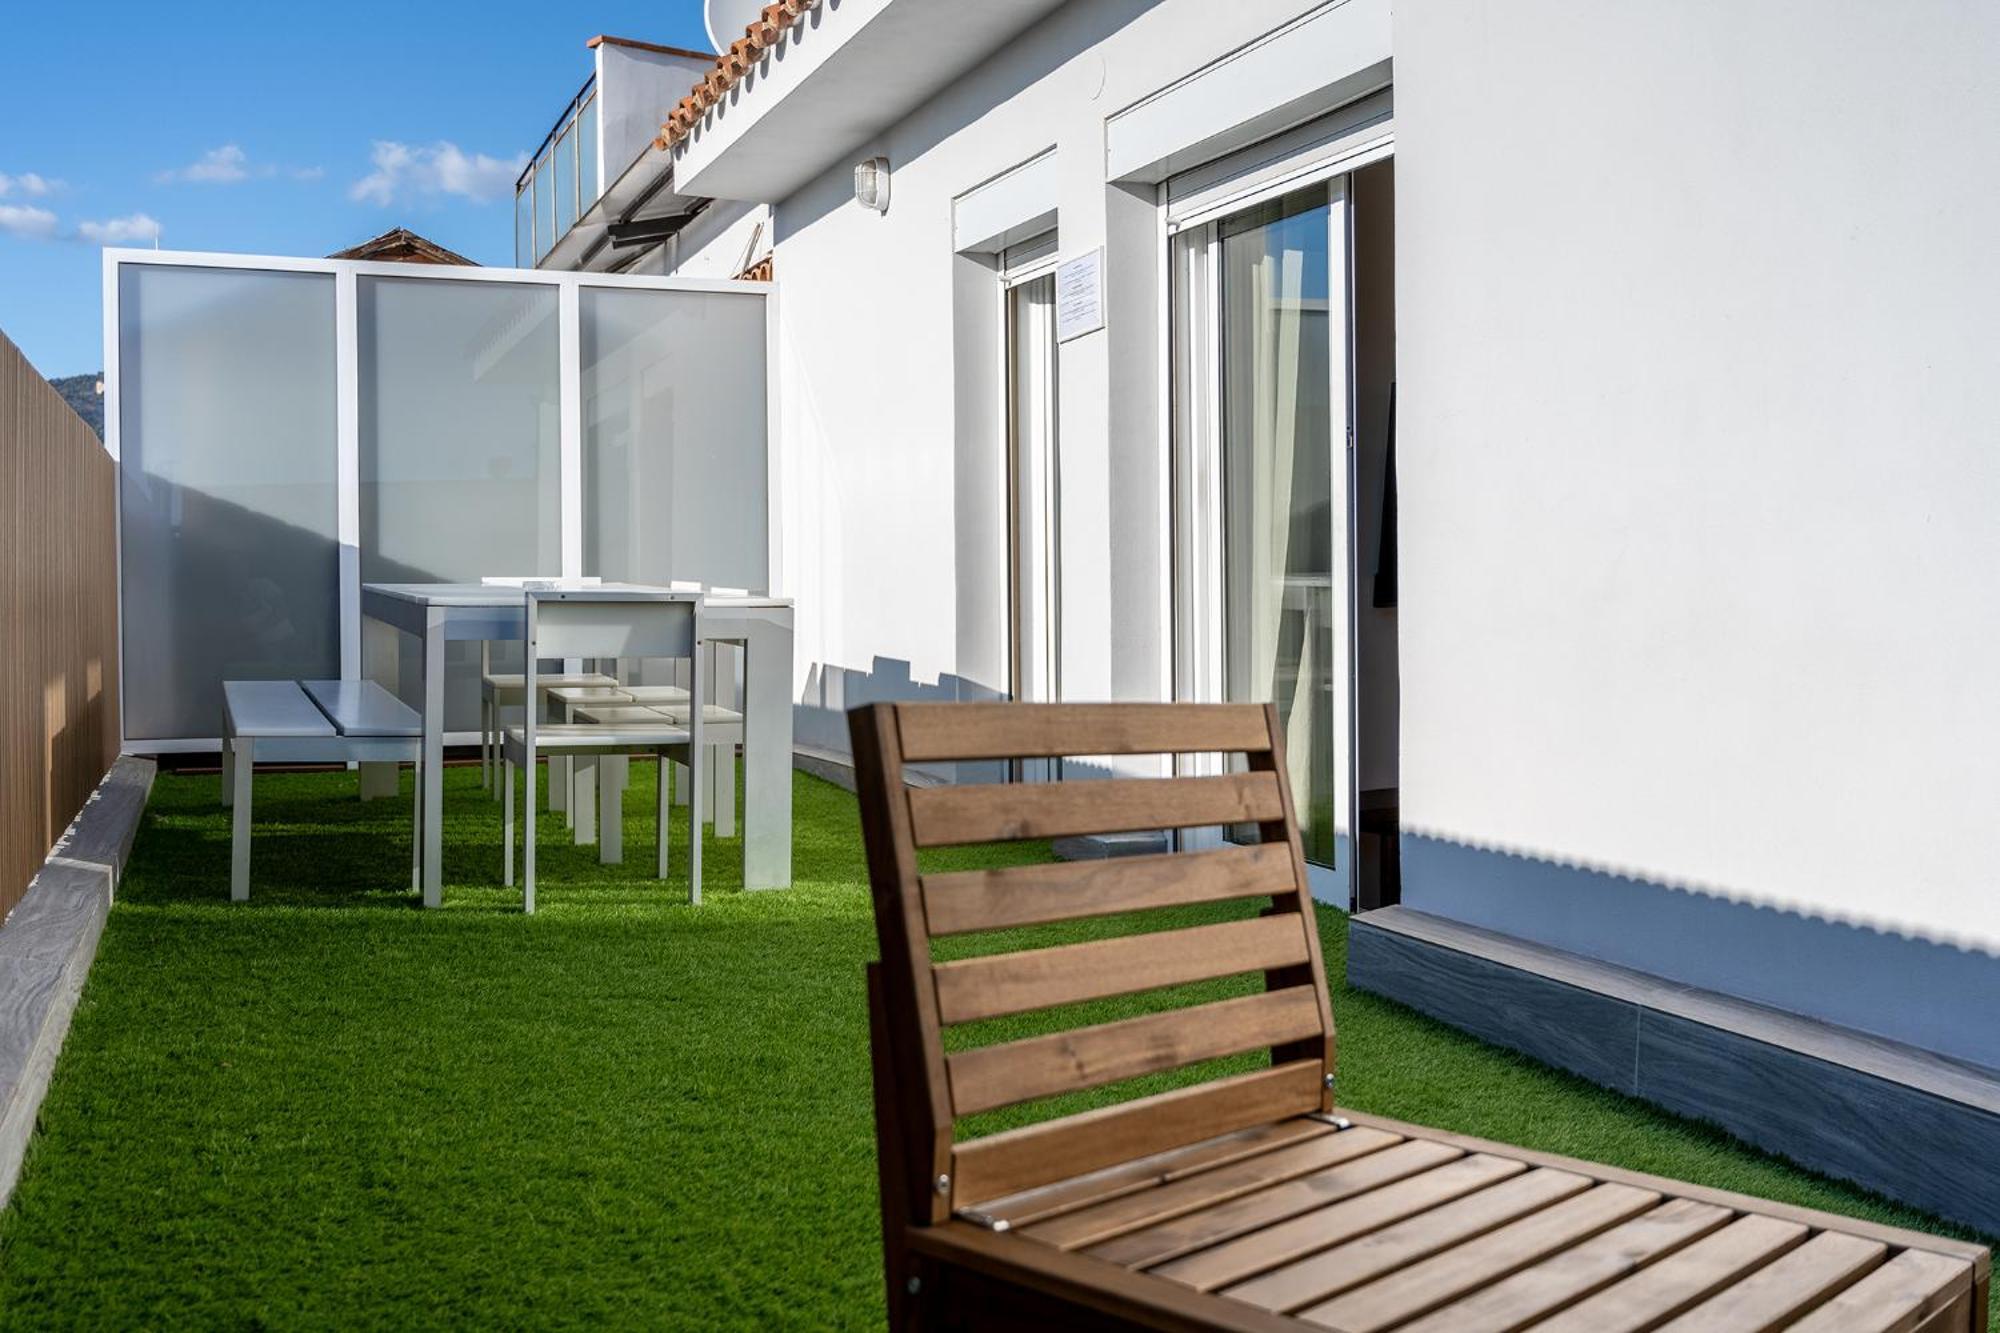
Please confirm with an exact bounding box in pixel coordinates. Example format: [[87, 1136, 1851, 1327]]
[[222, 680, 422, 902]]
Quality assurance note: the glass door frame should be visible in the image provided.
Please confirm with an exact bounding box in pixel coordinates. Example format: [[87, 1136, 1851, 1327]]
[[1001, 235, 1062, 782], [1169, 174, 1362, 907]]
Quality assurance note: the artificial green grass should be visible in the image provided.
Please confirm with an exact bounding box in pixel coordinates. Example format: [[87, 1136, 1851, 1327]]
[[0, 764, 1988, 1328]]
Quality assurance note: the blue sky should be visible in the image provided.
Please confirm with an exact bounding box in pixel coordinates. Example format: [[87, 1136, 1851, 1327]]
[[0, 1, 713, 378]]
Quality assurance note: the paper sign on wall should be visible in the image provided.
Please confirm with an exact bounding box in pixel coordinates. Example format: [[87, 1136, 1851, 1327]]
[[1055, 248, 1105, 342]]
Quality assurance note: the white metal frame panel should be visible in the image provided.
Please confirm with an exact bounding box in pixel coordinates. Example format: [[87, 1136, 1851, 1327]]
[[102, 248, 777, 753]]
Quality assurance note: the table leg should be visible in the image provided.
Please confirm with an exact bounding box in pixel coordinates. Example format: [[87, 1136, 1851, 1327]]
[[422, 608, 445, 908], [410, 750, 422, 891], [741, 620, 793, 889], [574, 756, 597, 845]]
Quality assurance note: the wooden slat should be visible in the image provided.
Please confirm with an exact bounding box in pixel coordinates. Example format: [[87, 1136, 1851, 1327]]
[[0, 330, 119, 921], [1396, 1197, 1733, 1333], [1789, 1249, 1974, 1333], [1915, 1290, 1976, 1333], [1656, 1231, 1888, 1332], [907, 772, 1284, 847], [896, 701, 1274, 762], [1531, 1213, 1811, 1333], [1337, 1109, 1991, 1278], [1246, 704, 1338, 1106], [979, 1119, 1333, 1229], [921, 842, 1298, 935], [1092, 1138, 1466, 1271], [909, 1221, 1308, 1333], [1025, 1126, 1403, 1251], [1296, 1181, 1662, 1331], [947, 986, 1325, 1115], [932, 914, 1309, 1024], [1149, 1153, 1527, 1290], [849, 706, 959, 1228], [952, 1060, 1323, 1206], [1222, 1167, 1595, 1313]]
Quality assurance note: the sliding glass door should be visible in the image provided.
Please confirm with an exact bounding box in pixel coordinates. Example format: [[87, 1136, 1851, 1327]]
[[1220, 189, 1339, 867], [1175, 178, 1354, 895]]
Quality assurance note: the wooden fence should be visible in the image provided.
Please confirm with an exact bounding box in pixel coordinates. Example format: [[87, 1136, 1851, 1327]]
[[0, 329, 120, 920]]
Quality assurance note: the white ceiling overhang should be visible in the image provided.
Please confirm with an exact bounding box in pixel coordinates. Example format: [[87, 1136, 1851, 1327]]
[[540, 141, 707, 273], [673, 0, 1072, 204]]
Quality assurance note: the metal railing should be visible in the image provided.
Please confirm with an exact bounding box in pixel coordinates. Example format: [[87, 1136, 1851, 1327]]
[[515, 75, 600, 266]]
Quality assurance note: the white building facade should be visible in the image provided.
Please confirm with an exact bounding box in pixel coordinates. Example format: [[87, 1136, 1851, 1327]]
[[531, 0, 2000, 1233]]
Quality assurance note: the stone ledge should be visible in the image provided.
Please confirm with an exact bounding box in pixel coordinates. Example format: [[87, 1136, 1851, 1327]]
[[0, 755, 154, 1205], [1349, 904, 2000, 1237]]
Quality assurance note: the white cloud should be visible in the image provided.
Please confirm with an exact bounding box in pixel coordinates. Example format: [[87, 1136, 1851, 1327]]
[[154, 145, 322, 185], [349, 140, 525, 206], [0, 204, 59, 239], [156, 144, 249, 184], [0, 172, 60, 198], [78, 213, 162, 245]]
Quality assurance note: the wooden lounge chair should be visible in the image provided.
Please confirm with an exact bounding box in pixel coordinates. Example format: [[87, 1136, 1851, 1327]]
[[849, 701, 1989, 1332]]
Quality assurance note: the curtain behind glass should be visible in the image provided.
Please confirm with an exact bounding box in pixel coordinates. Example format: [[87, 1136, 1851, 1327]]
[[118, 265, 340, 740], [1220, 187, 1337, 865]]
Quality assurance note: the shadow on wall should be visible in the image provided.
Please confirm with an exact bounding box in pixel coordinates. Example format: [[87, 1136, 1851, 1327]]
[[799, 656, 1006, 785], [797, 657, 1134, 787], [1399, 828, 2000, 1075], [119, 479, 501, 744]]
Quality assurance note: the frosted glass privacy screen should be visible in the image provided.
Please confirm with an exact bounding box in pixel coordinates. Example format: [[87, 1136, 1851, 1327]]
[[117, 265, 340, 741], [581, 286, 768, 591]]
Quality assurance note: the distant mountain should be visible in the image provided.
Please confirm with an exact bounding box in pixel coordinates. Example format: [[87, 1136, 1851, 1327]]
[[48, 373, 103, 441]]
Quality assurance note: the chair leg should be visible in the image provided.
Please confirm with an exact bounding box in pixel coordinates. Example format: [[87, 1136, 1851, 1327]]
[[230, 737, 253, 902], [689, 751, 703, 909], [523, 761, 537, 915], [656, 754, 670, 879], [599, 755, 623, 865], [503, 757, 516, 887], [713, 743, 736, 838], [411, 751, 422, 893], [574, 757, 597, 846], [551, 698, 569, 818], [479, 695, 490, 792]]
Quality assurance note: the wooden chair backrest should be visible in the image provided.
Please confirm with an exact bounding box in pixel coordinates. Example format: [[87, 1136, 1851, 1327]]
[[849, 702, 1336, 1228]]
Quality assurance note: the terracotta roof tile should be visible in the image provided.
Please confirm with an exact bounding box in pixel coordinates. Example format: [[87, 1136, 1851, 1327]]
[[654, 0, 820, 152]]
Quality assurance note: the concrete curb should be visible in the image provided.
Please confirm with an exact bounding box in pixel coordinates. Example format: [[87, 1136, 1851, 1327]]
[[0, 755, 154, 1206]]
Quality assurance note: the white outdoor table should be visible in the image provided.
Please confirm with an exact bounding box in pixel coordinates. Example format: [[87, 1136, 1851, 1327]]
[[360, 581, 795, 906]]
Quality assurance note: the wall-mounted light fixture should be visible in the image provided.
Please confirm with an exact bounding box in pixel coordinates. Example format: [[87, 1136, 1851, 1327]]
[[854, 157, 890, 214]]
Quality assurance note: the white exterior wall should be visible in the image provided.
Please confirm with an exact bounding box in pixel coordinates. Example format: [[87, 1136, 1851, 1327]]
[[1395, 0, 2000, 1057], [672, 200, 772, 280], [594, 43, 715, 191], [673, 0, 1390, 755], [659, 0, 2000, 1061]]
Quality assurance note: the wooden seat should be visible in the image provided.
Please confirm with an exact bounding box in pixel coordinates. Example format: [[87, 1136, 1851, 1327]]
[[848, 702, 1989, 1332]]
